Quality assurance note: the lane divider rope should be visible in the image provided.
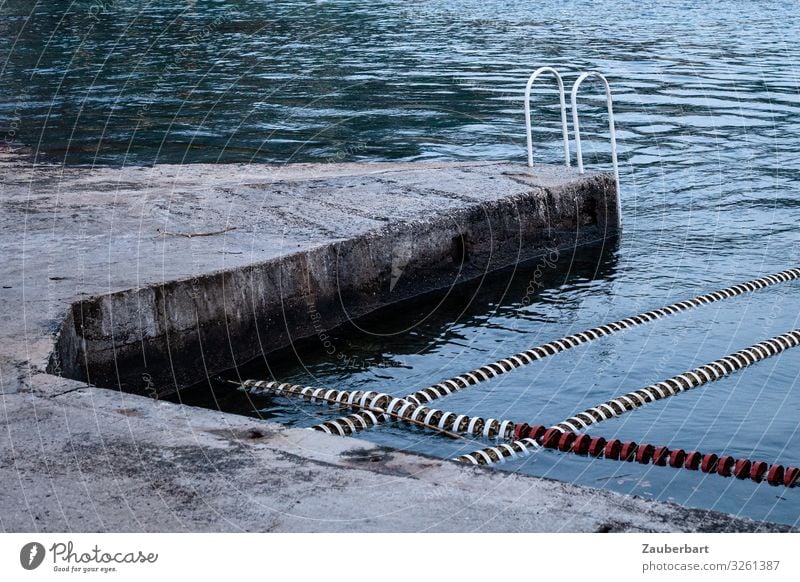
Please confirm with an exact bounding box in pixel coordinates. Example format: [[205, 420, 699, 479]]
[[455, 329, 800, 465], [309, 267, 800, 436], [552, 329, 800, 433], [237, 379, 512, 438], [236, 379, 800, 488], [455, 423, 799, 488]]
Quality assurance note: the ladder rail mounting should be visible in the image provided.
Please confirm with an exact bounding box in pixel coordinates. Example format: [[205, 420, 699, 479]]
[[524, 66, 571, 169]]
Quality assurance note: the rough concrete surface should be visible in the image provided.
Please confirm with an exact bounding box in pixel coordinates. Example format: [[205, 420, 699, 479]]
[[0, 153, 790, 532]]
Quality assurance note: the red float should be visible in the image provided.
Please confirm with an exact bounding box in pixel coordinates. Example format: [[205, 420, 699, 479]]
[[604, 439, 622, 460], [636, 443, 655, 464], [734, 459, 752, 479], [652, 446, 670, 466], [750, 461, 768, 482], [588, 436, 607, 457], [701, 453, 719, 474], [558, 431, 577, 452], [513, 423, 530, 441], [717, 455, 734, 477], [542, 428, 562, 448], [684, 451, 702, 470], [767, 465, 785, 486], [572, 434, 592, 455], [529, 425, 547, 441], [668, 449, 686, 468], [620, 441, 638, 461]]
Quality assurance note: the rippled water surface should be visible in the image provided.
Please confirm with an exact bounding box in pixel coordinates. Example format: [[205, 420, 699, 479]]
[[3, 1, 800, 526]]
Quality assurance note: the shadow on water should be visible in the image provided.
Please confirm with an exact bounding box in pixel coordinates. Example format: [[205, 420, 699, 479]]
[[173, 240, 620, 417]]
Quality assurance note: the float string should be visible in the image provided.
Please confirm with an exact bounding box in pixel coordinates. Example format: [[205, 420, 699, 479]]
[[456, 329, 800, 465], [310, 267, 800, 436]]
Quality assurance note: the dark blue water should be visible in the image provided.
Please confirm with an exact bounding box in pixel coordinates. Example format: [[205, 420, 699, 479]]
[[3, 1, 800, 526]]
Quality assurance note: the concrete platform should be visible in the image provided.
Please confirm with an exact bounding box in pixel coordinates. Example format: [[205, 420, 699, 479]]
[[1, 155, 617, 394], [1, 153, 790, 532]]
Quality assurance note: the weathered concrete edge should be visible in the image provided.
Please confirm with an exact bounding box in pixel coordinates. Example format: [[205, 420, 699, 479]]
[[49, 172, 617, 395]]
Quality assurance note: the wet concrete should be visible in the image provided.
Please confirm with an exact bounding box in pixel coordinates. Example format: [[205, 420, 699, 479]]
[[1, 152, 790, 532]]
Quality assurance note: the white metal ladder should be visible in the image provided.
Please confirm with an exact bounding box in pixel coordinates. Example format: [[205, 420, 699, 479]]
[[524, 67, 570, 168], [524, 67, 621, 227]]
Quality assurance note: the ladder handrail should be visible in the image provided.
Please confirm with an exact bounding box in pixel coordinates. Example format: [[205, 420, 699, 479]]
[[570, 71, 621, 226], [524, 67, 571, 168]]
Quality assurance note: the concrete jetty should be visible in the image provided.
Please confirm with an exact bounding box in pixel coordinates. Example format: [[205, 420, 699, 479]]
[[10, 156, 618, 394], [1, 153, 789, 532]]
